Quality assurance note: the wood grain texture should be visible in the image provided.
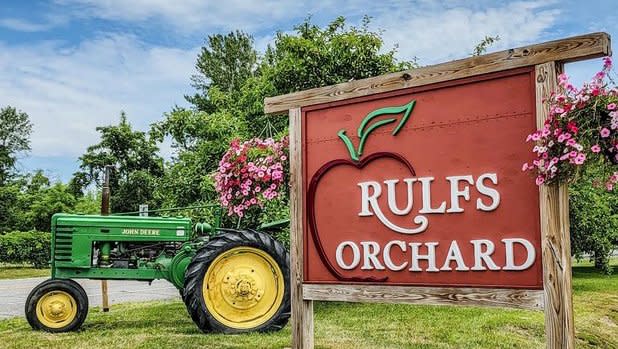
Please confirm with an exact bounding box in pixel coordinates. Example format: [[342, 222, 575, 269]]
[[101, 280, 109, 312], [535, 62, 575, 349], [303, 284, 544, 310], [265, 32, 610, 114], [289, 107, 314, 349]]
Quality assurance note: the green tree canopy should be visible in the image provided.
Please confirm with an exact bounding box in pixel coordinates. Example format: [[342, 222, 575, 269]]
[[187, 30, 258, 113], [72, 112, 164, 213], [0, 106, 32, 184]]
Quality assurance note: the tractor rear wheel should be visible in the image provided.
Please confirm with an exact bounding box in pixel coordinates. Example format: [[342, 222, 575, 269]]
[[183, 229, 290, 333], [25, 279, 89, 332]]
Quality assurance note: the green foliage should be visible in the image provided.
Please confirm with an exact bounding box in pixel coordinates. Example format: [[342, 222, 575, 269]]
[[570, 170, 618, 274], [0, 171, 76, 232], [71, 191, 101, 215], [187, 31, 258, 112], [264, 16, 415, 95], [151, 109, 247, 208], [0, 179, 24, 232], [0, 231, 51, 268], [259, 199, 291, 248], [236, 16, 416, 138], [73, 112, 164, 213], [0, 106, 32, 184], [472, 35, 500, 56]]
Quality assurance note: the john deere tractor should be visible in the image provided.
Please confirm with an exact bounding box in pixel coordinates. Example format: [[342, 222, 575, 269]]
[[25, 213, 290, 333]]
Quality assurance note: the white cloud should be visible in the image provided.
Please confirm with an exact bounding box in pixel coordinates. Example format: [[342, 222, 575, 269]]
[[0, 14, 68, 32], [370, 1, 560, 64], [0, 18, 52, 32], [0, 34, 198, 157], [55, 0, 313, 33]]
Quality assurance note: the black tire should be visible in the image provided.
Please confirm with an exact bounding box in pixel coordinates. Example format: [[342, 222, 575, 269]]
[[25, 279, 89, 333], [183, 229, 290, 333]]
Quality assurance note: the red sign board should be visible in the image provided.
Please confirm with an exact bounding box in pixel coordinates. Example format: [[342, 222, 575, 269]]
[[303, 67, 542, 289]]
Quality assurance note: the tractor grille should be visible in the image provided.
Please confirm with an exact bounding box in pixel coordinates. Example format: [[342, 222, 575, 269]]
[[54, 226, 74, 263]]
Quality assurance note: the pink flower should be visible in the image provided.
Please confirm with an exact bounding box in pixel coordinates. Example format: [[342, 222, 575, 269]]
[[574, 153, 586, 165], [603, 56, 612, 70], [536, 176, 545, 186], [600, 128, 611, 138], [607, 103, 617, 111], [591, 144, 601, 153], [522, 163, 529, 171]]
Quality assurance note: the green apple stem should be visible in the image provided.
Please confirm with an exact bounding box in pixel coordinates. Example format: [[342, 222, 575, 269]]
[[337, 130, 359, 162]]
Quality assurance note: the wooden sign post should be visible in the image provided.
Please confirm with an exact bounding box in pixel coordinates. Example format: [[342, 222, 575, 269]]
[[265, 33, 611, 349]]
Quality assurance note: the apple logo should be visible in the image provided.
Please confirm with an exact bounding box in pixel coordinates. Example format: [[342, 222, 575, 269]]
[[306, 100, 417, 282]]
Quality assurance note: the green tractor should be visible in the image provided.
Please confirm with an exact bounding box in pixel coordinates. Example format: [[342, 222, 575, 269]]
[[25, 213, 290, 333]]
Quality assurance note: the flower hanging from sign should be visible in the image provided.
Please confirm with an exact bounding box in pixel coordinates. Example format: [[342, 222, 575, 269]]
[[524, 57, 618, 190], [215, 137, 289, 217]]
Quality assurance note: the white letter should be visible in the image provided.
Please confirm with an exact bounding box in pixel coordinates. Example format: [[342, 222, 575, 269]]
[[446, 175, 474, 213], [471, 239, 500, 270], [361, 241, 385, 270], [408, 242, 439, 272], [440, 241, 469, 271], [358, 181, 381, 216], [336, 241, 360, 270], [383, 240, 408, 271], [384, 179, 416, 215], [358, 181, 428, 235], [476, 173, 500, 211], [418, 177, 447, 214], [502, 238, 536, 270]]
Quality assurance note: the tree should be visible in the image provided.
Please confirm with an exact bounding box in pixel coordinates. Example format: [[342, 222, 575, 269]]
[[0, 106, 32, 184], [73, 112, 164, 213], [0, 171, 77, 232], [569, 166, 618, 274], [151, 109, 247, 207], [187, 31, 258, 112], [235, 16, 416, 138]]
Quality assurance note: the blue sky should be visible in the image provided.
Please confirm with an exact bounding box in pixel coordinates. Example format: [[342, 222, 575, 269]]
[[1, 0, 616, 182]]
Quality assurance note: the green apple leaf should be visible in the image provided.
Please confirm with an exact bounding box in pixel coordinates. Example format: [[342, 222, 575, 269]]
[[356, 100, 416, 156]]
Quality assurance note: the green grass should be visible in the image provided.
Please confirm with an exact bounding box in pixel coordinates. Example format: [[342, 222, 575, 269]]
[[0, 264, 49, 279], [0, 262, 615, 349]]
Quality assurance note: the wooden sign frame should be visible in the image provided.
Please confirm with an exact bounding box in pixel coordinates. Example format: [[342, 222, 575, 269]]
[[265, 32, 611, 349]]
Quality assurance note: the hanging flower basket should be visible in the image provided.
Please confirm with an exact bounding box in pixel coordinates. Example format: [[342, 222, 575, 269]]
[[215, 137, 289, 217], [524, 57, 618, 190]]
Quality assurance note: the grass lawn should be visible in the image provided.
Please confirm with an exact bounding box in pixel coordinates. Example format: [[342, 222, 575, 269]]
[[0, 264, 49, 280], [0, 262, 615, 349]]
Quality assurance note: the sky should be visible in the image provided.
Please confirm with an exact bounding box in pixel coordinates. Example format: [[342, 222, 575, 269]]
[[0, 0, 616, 182]]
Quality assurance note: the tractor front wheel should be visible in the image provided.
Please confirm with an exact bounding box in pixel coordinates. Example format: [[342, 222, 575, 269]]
[[183, 230, 290, 333], [25, 279, 89, 332]]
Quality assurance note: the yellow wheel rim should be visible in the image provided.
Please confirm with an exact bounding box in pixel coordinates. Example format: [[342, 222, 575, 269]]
[[203, 247, 285, 330], [36, 290, 77, 329]]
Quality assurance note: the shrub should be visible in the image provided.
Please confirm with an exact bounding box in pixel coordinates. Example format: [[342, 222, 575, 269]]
[[0, 231, 50, 268]]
